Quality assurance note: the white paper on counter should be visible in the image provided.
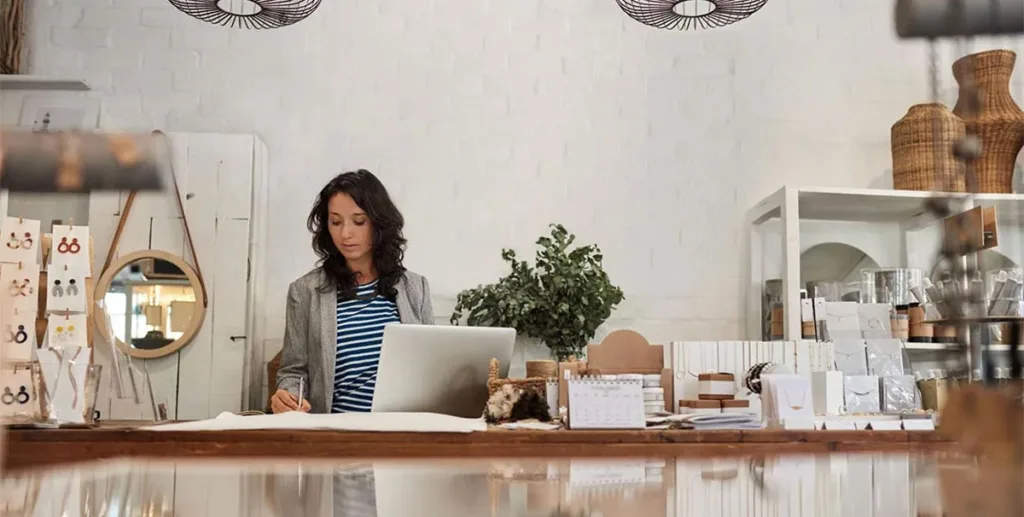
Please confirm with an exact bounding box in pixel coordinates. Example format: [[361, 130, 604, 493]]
[[143, 411, 488, 433], [500, 421, 560, 430]]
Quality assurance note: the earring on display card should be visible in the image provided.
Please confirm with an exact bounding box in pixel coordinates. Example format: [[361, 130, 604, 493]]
[[8, 280, 20, 297], [14, 325, 28, 344], [66, 279, 78, 297], [1, 387, 14, 406], [20, 233, 33, 250], [69, 238, 81, 254], [56, 237, 70, 254], [5, 232, 19, 250], [55, 312, 76, 343], [52, 279, 63, 298], [65, 346, 83, 410], [17, 279, 32, 297], [15, 384, 28, 405]]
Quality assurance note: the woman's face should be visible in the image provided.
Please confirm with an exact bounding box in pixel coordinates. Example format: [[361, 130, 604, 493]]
[[328, 192, 374, 265]]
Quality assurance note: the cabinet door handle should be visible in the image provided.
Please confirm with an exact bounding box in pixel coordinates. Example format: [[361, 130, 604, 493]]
[[230, 335, 246, 341]]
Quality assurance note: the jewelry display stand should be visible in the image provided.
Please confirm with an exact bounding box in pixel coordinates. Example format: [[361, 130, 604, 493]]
[[37, 233, 94, 350], [32, 227, 101, 426], [0, 218, 48, 427]]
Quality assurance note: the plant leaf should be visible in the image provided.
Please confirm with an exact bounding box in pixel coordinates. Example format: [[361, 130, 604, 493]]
[[448, 224, 624, 357]]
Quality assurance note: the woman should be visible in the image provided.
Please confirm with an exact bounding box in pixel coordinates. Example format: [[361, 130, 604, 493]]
[[271, 170, 433, 414]]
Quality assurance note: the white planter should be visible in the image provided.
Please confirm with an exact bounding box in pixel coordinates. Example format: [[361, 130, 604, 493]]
[[507, 336, 552, 379]]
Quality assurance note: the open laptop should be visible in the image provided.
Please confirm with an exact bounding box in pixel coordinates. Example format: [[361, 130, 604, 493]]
[[372, 324, 516, 418]]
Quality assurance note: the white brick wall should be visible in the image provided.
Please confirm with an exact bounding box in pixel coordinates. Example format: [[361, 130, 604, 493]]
[[19, 1, 1024, 380]]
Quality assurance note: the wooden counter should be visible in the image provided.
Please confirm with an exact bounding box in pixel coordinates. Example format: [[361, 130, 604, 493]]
[[2, 427, 956, 470]]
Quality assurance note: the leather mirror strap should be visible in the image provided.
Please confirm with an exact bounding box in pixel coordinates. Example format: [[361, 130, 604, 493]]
[[99, 131, 208, 307], [100, 190, 136, 277], [155, 130, 208, 307]]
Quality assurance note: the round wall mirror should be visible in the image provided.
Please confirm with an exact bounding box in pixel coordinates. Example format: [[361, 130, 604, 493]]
[[94, 250, 206, 359]]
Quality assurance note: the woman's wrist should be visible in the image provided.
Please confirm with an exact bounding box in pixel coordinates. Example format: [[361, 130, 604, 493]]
[[276, 374, 304, 395]]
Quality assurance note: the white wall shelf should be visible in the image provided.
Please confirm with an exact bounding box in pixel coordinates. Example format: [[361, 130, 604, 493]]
[[0, 75, 89, 91], [749, 186, 1024, 227], [746, 186, 1024, 342], [905, 342, 1013, 352]]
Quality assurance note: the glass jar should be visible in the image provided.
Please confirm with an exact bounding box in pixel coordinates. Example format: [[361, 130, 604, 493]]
[[984, 267, 1024, 317], [860, 268, 925, 306]]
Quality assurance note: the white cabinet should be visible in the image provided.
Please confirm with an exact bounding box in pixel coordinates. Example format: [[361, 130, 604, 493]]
[[746, 186, 1024, 344]]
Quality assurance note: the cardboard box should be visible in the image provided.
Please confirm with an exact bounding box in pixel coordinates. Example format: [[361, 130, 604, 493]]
[[573, 330, 674, 413], [943, 205, 997, 255]]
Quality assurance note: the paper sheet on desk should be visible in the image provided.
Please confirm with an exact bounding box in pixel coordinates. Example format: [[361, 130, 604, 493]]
[[142, 411, 488, 433], [675, 412, 764, 430]]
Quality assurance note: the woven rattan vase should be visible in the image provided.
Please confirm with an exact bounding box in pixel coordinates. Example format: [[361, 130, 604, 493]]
[[952, 49, 1024, 193], [0, 0, 26, 74], [891, 103, 966, 192]]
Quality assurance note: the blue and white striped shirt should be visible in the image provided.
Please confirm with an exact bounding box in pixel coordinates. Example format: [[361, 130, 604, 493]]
[[332, 280, 400, 413]]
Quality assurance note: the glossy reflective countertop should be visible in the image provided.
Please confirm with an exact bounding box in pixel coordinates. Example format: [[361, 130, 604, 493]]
[[0, 453, 1018, 517]]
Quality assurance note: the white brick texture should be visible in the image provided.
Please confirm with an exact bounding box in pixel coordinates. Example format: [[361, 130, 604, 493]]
[[22, 0, 1024, 358]]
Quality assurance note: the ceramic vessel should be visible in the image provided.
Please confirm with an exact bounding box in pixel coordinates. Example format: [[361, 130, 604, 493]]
[[952, 49, 1024, 193]]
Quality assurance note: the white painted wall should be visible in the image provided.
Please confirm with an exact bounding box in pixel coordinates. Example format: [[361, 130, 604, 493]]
[[88, 132, 259, 420], [16, 1, 1024, 408], [5, 193, 90, 233]]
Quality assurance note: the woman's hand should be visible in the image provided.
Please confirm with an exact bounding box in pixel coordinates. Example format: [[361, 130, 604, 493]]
[[270, 389, 311, 414]]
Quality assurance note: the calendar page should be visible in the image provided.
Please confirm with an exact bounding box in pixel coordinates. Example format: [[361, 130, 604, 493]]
[[567, 378, 646, 429], [545, 380, 559, 419]]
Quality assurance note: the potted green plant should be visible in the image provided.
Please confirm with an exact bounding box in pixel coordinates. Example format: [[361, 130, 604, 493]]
[[450, 224, 624, 361]]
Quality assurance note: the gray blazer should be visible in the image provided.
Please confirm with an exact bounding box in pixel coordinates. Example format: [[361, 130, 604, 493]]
[[275, 269, 434, 413]]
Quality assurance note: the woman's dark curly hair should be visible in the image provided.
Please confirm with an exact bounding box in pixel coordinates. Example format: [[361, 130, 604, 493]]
[[306, 170, 407, 300]]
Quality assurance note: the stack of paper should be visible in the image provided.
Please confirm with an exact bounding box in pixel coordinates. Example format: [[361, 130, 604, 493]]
[[143, 411, 489, 433], [676, 412, 763, 430]]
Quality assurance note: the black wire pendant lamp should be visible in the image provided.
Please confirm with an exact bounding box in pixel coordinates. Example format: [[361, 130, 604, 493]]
[[167, 0, 323, 29], [616, 0, 768, 31]]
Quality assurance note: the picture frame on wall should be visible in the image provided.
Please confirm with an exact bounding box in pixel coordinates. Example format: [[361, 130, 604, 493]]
[[18, 95, 101, 133]]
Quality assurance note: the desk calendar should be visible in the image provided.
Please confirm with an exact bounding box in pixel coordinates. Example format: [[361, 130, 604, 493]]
[[567, 377, 646, 429]]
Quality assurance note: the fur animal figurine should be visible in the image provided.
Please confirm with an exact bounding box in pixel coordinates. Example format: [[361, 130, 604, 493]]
[[484, 385, 519, 423], [483, 384, 553, 424], [509, 388, 552, 422]]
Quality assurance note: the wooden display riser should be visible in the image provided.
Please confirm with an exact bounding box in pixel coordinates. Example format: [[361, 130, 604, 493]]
[[2, 427, 956, 470]]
